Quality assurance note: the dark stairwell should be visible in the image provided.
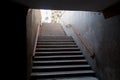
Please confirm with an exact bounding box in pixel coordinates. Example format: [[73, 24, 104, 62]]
[[5, 1, 120, 80], [27, 9, 120, 80]]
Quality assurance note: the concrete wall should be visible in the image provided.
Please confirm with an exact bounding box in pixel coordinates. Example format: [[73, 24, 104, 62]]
[[26, 9, 41, 80], [60, 11, 120, 80]]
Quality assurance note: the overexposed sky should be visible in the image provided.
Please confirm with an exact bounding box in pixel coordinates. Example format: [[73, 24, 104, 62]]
[[41, 9, 52, 23]]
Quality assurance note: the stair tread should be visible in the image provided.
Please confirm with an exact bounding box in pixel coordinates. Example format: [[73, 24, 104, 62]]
[[36, 48, 80, 50], [36, 48, 80, 52], [35, 51, 82, 54], [37, 41, 75, 45], [39, 36, 72, 37], [38, 40, 74, 41], [33, 60, 87, 63], [37, 42, 76, 45], [34, 55, 84, 58], [39, 38, 72, 39], [37, 45, 77, 47], [32, 65, 90, 69], [37, 41, 75, 43], [31, 70, 95, 76], [38, 77, 98, 80], [39, 36, 72, 38], [37, 42, 75, 43], [38, 38, 73, 40]]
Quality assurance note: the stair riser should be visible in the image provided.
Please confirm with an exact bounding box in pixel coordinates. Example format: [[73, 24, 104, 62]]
[[38, 37, 72, 38], [33, 57, 85, 61], [37, 40, 74, 42], [38, 36, 72, 38], [32, 67, 92, 72], [36, 49, 80, 52], [37, 43, 76, 45], [38, 37, 73, 40], [35, 53, 82, 56], [33, 62, 88, 66], [31, 73, 95, 79], [36, 45, 78, 48]]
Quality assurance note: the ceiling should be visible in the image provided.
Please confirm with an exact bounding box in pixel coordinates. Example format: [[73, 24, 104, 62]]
[[13, 0, 119, 11]]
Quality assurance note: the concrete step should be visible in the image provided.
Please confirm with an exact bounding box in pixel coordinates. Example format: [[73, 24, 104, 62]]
[[35, 55, 84, 58], [36, 77, 98, 80], [38, 36, 72, 39], [31, 70, 95, 79], [34, 55, 85, 60], [32, 65, 91, 72], [37, 40, 74, 42], [33, 59, 87, 63], [37, 42, 76, 45], [33, 60, 88, 66], [35, 51, 83, 56], [36, 45, 78, 48], [36, 48, 80, 52]]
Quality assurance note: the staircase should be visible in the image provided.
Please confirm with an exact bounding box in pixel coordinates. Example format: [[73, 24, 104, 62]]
[[30, 36, 96, 80]]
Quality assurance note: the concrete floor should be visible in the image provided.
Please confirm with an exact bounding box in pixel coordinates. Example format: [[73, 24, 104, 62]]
[[38, 77, 98, 80]]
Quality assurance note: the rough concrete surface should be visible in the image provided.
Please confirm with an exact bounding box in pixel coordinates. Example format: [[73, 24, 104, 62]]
[[60, 11, 120, 80]]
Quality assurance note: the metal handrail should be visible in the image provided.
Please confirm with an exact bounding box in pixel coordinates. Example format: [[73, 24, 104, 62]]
[[33, 24, 41, 56], [71, 25, 95, 59]]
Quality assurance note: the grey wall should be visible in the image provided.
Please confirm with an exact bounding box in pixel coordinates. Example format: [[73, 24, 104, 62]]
[[60, 11, 120, 80], [26, 9, 41, 80]]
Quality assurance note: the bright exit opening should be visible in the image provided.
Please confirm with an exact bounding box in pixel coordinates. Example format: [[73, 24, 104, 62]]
[[40, 9, 65, 23]]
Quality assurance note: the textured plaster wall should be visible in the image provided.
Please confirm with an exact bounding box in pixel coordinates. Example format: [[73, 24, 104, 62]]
[[26, 9, 41, 80], [60, 11, 120, 80]]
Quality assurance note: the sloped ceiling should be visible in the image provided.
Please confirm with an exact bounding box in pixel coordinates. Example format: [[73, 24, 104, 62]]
[[13, 0, 119, 11]]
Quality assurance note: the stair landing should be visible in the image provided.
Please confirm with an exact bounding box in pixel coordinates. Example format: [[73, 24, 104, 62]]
[[40, 23, 66, 36]]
